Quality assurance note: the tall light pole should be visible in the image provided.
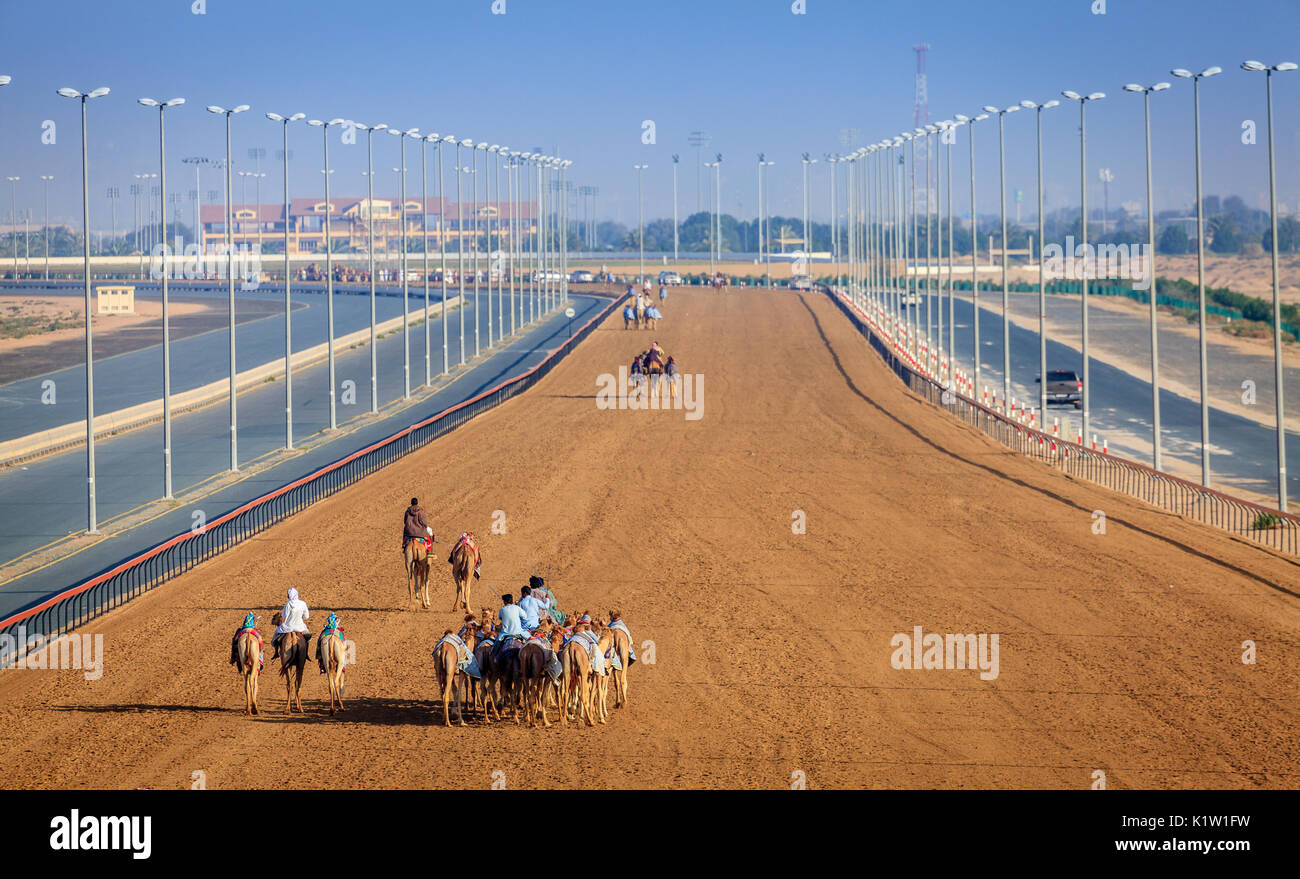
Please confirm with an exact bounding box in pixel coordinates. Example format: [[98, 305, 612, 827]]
[[139, 96, 185, 499], [1121, 83, 1169, 471], [1061, 91, 1105, 445], [1172, 66, 1220, 485], [704, 160, 717, 277], [487, 144, 500, 346], [1021, 99, 1060, 422], [266, 112, 304, 450], [39, 175, 52, 281], [634, 163, 647, 285], [181, 156, 209, 250], [457, 138, 471, 365], [356, 122, 387, 413], [827, 156, 837, 289], [208, 103, 250, 467], [439, 135, 454, 373], [472, 142, 487, 357], [672, 154, 680, 262], [801, 153, 816, 284], [392, 127, 418, 397], [307, 116, 345, 431], [57, 85, 110, 534], [955, 113, 989, 391], [1242, 59, 1297, 509], [945, 126, 956, 370], [421, 132, 438, 384], [984, 104, 1021, 409], [6, 177, 18, 279], [714, 153, 723, 269], [522, 152, 534, 324]]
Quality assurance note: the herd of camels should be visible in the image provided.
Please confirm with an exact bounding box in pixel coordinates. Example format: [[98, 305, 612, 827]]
[[231, 536, 634, 729]]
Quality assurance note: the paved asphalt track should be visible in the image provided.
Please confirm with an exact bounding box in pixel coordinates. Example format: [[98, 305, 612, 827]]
[[897, 290, 1300, 500], [0, 287, 607, 620]]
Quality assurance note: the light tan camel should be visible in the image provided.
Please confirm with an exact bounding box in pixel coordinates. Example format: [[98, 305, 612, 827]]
[[560, 626, 596, 728], [405, 539, 431, 608], [609, 611, 631, 709], [433, 633, 466, 726], [234, 630, 261, 716], [317, 629, 347, 715]]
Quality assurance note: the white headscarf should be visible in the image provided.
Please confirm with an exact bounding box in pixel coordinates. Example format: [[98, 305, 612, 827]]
[[283, 588, 299, 616]]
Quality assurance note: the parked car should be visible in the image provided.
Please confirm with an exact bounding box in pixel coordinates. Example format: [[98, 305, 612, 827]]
[[1038, 369, 1083, 408], [657, 270, 683, 285], [570, 270, 594, 283], [789, 277, 814, 290]]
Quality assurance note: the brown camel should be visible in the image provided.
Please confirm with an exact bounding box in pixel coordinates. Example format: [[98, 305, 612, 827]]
[[588, 622, 615, 725], [271, 611, 309, 714], [404, 539, 431, 608], [560, 626, 595, 728], [518, 625, 556, 729], [448, 537, 479, 613], [609, 611, 631, 709], [234, 630, 261, 716], [433, 632, 466, 726], [470, 616, 502, 722]]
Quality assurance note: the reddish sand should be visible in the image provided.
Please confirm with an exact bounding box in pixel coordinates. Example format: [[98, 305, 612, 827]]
[[1, 288, 1297, 789]]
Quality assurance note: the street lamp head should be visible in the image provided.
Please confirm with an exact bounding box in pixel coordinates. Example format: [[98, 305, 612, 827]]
[[233, 105, 250, 114], [442, 135, 455, 143], [460, 138, 473, 147], [88, 87, 110, 99], [475, 142, 487, 150], [0, 76, 10, 87], [267, 112, 284, 121], [974, 113, 989, 122], [139, 98, 159, 107], [164, 98, 185, 107], [1201, 66, 1222, 77], [290, 112, 306, 121], [406, 128, 419, 137], [1124, 83, 1143, 92], [58, 88, 82, 98], [1043, 99, 1060, 108], [982, 105, 997, 113], [1061, 90, 1082, 99], [1171, 69, 1193, 79], [1241, 60, 1268, 72], [307, 119, 324, 126], [1087, 92, 1106, 100], [1277, 62, 1299, 71], [954, 113, 970, 122], [1151, 83, 1170, 91], [208, 105, 227, 114], [1005, 105, 1021, 113], [1020, 99, 1037, 108]]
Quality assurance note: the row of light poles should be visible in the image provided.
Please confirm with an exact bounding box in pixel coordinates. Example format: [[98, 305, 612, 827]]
[[3, 72, 572, 534], [825, 59, 1295, 510]]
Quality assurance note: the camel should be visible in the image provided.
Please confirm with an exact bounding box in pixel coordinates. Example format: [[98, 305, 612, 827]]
[[560, 626, 595, 728], [317, 627, 347, 716], [404, 539, 431, 608], [233, 629, 261, 716], [448, 536, 479, 613], [518, 629, 553, 729], [588, 622, 614, 725], [270, 611, 309, 714], [432, 632, 466, 727], [465, 612, 501, 722], [609, 611, 632, 709]]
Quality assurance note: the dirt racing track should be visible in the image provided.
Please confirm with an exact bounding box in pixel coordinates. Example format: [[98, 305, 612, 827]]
[[1, 288, 1298, 789]]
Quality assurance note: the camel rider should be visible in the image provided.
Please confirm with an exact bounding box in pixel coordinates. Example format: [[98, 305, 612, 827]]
[[518, 584, 552, 632], [493, 593, 528, 661], [229, 611, 263, 671], [271, 587, 311, 661], [403, 497, 433, 550]]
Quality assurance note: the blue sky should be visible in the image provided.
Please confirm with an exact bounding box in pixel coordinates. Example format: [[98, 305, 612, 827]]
[[0, 0, 1297, 231]]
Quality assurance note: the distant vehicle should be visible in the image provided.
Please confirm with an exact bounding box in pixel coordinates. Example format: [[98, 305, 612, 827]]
[[1038, 369, 1083, 408], [657, 270, 683, 285], [570, 270, 594, 283], [789, 277, 814, 290], [902, 291, 920, 306]]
